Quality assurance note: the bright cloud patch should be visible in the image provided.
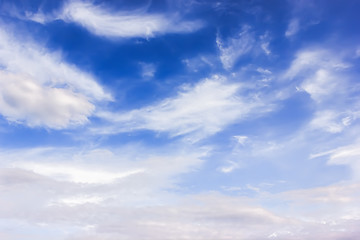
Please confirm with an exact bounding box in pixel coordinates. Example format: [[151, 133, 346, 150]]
[[59, 1, 203, 38], [16, 162, 145, 184], [309, 110, 348, 133], [312, 143, 360, 180], [285, 49, 350, 89], [97, 75, 271, 140], [0, 72, 94, 128], [284, 48, 359, 135], [0, 27, 110, 128]]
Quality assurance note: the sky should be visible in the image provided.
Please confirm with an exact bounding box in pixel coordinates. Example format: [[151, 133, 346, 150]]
[[0, 0, 360, 239]]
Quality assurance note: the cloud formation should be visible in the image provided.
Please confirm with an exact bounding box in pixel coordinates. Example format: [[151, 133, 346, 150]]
[[0, 1, 359, 239], [0, 72, 94, 128], [283, 48, 359, 135], [0, 26, 110, 128], [58, 1, 203, 38], [216, 26, 255, 70], [96, 75, 272, 140], [312, 142, 360, 180], [1, 146, 360, 240], [285, 18, 300, 37]]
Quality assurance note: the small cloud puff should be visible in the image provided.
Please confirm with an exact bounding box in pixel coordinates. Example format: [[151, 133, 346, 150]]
[[139, 62, 156, 79], [285, 18, 300, 37]]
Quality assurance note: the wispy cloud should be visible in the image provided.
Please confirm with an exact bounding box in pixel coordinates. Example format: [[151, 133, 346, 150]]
[[284, 49, 350, 81], [0, 144, 207, 209], [285, 0, 322, 38], [182, 55, 218, 73], [57, 1, 203, 39], [284, 48, 359, 134], [309, 110, 350, 133], [15, 162, 145, 184], [139, 62, 156, 79], [218, 160, 240, 173], [0, 71, 94, 128], [285, 18, 300, 37], [95, 75, 272, 141], [216, 25, 255, 70], [260, 32, 271, 55], [312, 141, 360, 180], [0, 26, 111, 129], [216, 26, 272, 70], [233, 135, 248, 145]]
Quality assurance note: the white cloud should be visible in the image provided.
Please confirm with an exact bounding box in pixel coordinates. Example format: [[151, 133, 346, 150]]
[[218, 160, 240, 173], [285, 18, 300, 37], [328, 143, 360, 165], [342, 116, 352, 126], [284, 49, 352, 103], [24, 11, 51, 24], [0, 145, 207, 190], [182, 55, 217, 73], [284, 49, 350, 81], [272, 182, 360, 232], [310, 110, 348, 133], [0, 144, 207, 213], [58, 1, 203, 38], [96, 75, 272, 141], [216, 25, 255, 70], [234, 135, 248, 145], [139, 62, 156, 78], [216, 27, 272, 70], [55, 195, 104, 207], [256, 67, 272, 75], [286, 1, 322, 39], [277, 183, 360, 206], [1, 146, 360, 239], [0, 28, 110, 101], [326, 143, 360, 180], [301, 69, 342, 103], [261, 42, 271, 55], [0, 26, 111, 128], [0, 72, 94, 128], [15, 162, 145, 184], [283, 48, 360, 137], [310, 141, 360, 180]]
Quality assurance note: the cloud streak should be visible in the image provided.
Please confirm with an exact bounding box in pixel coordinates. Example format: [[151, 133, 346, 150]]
[[58, 1, 204, 39], [96, 75, 272, 141]]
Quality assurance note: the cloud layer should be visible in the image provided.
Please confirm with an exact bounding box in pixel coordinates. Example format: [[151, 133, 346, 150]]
[[0, 147, 359, 240]]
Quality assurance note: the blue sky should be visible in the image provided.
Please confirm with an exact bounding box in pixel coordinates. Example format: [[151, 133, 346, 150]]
[[0, 0, 360, 239]]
